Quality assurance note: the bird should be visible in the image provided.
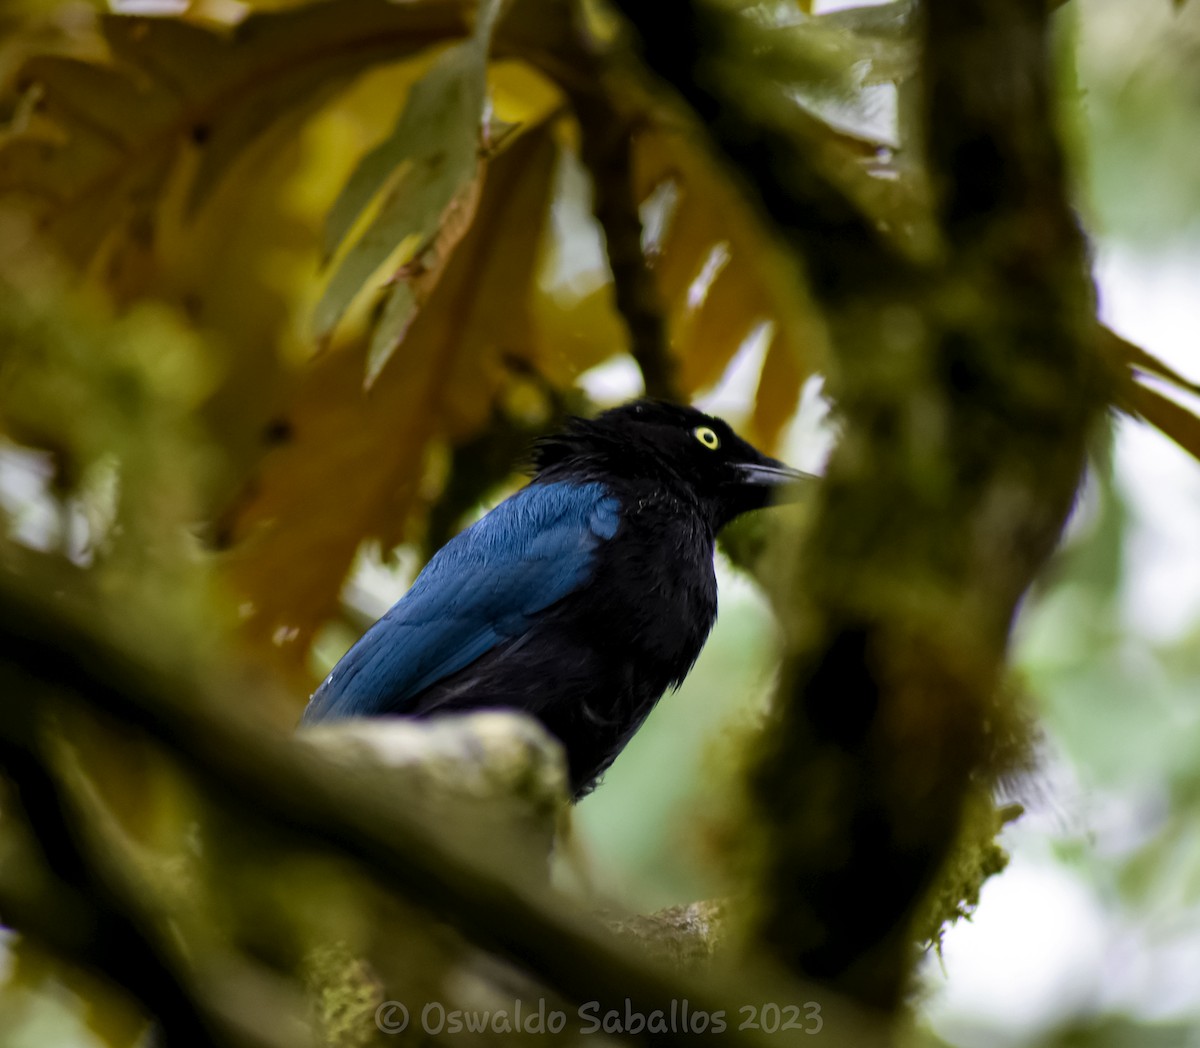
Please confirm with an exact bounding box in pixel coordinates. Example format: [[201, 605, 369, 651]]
[[301, 399, 806, 798]]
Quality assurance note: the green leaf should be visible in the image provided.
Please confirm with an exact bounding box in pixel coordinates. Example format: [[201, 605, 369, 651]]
[[634, 126, 822, 447], [367, 280, 420, 384], [315, 0, 507, 381], [314, 40, 489, 338]]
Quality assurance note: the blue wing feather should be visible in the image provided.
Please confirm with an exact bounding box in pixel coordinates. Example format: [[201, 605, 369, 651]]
[[302, 481, 619, 722]]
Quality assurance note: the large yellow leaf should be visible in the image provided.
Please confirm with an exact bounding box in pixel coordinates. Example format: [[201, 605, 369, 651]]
[[0, 0, 475, 260], [633, 126, 823, 447], [220, 126, 564, 666], [0, 6, 488, 517]]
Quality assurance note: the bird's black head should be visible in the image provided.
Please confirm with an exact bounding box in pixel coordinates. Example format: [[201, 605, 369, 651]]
[[533, 400, 808, 530]]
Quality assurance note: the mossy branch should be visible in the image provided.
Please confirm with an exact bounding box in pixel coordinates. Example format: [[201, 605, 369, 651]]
[[612, 0, 1112, 1013], [0, 714, 229, 1048], [0, 578, 885, 1048]]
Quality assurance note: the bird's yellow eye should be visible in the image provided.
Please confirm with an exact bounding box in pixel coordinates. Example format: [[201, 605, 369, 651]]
[[693, 426, 720, 450]]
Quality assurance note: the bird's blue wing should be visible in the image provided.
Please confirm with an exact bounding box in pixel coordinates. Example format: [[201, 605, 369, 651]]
[[301, 481, 620, 722]]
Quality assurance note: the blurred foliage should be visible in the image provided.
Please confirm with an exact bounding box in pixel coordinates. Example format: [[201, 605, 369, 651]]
[[0, 0, 1199, 1045], [0, 282, 215, 619], [0, 0, 882, 690], [0, 0, 874, 1041], [1069, 0, 1200, 243]]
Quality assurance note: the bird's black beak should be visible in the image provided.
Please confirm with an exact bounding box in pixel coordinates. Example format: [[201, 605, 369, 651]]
[[724, 455, 815, 522], [733, 460, 813, 491]]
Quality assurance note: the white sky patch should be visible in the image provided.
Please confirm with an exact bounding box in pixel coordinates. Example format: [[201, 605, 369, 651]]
[[694, 321, 772, 422], [543, 147, 609, 299], [922, 851, 1111, 1046], [1116, 417, 1200, 641], [1111, 911, 1200, 1021], [813, 0, 897, 10], [639, 179, 681, 261], [0, 442, 59, 552], [578, 355, 644, 406], [341, 540, 422, 620], [780, 374, 836, 474], [110, 0, 188, 11], [791, 80, 900, 152], [686, 242, 732, 312], [1096, 243, 1200, 389], [1097, 244, 1200, 641]]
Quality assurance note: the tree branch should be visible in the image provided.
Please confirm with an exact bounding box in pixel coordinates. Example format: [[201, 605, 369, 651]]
[[610, 0, 1112, 1013], [0, 579, 884, 1048], [571, 85, 679, 401], [0, 716, 229, 1048]]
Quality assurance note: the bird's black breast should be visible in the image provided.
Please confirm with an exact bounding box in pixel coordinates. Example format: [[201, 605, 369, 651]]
[[405, 488, 718, 796], [587, 490, 719, 687]]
